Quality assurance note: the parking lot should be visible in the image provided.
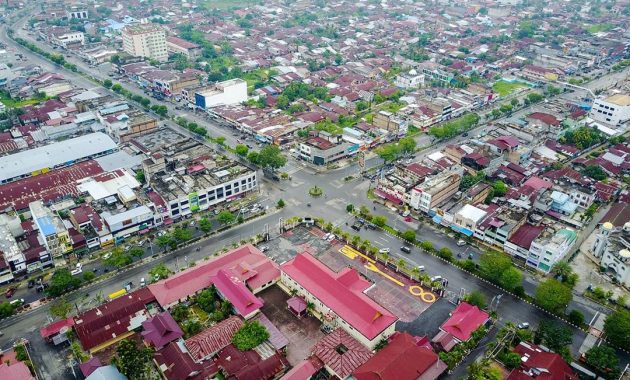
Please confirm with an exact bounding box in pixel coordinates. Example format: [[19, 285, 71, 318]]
[[264, 225, 438, 323]]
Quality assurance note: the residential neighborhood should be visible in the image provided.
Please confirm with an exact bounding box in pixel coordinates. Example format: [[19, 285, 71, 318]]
[[0, 0, 629, 380]]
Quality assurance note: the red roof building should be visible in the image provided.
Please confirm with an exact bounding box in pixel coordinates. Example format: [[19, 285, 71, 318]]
[[141, 311, 183, 350], [281, 253, 397, 349], [439, 302, 489, 342], [353, 332, 447, 380], [0, 362, 35, 380], [216, 344, 288, 380], [73, 288, 156, 353], [148, 244, 279, 308], [507, 342, 578, 380], [312, 328, 373, 379], [185, 316, 243, 363], [40, 317, 75, 341], [154, 341, 218, 380]]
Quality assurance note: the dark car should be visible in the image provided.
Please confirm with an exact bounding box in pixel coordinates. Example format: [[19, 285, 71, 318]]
[[400, 246, 412, 254], [5, 287, 16, 298], [27, 280, 35, 288]]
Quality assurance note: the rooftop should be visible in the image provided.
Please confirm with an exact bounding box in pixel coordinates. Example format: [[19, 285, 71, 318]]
[[0, 132, 117, 183], [312, 328, 373, 379], [604, 94, 630, 106], [185, 316, 243, 362], [440, 302, 489, 342], [281, 253, 397, 341]]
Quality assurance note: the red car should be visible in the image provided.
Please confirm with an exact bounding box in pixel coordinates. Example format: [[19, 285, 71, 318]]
[[5, 287, 16, 298]]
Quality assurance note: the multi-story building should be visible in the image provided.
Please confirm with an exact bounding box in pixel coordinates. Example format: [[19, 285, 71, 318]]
[[66, 8, 88, 20], [476, 206, 527, 248], [394, 70, 425, 89], [591, 222, 630, 286], [143, 142, 257, 220], [527, 228, 576, 273], [49, 30, 85, 48], [589, 94, 630, 128], [281, 252, 397, 350], [194, 79, 247, 109], [410, 171, 462, 213], [122, 24, 168, 63], [102, 206, 157, 243], [29, 200, 72, 258], [166, 36, 202, 59], [298, 132, 350, 165], [372, 110, 408, 136]]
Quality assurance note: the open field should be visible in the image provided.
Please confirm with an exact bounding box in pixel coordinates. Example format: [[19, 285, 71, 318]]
[[492, 80, 527, 96]]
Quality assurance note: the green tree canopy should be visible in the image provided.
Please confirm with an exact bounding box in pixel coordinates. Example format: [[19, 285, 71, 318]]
[[534, 279, 572, 313], [149, 263, 172, 281], [465, 290, 487, 309], [50, 297, 73, 319], [257, 145, 287, 170], [585, 345, 620, 378], [235, 144, 249, 156], [603, 309, 630, 349], [218, 211, 236, 225], [112, 339, 154, 380], [47, 268, 82, 297], [232, 321, 270, 351]]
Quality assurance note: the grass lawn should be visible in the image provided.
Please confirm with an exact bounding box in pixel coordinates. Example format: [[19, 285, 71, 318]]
[[587, 23, 613, 34], [201, 0, 258, 10], [0, 93, 41, 108], [190, 305, 210, 325], [492, 80, 527, 97]]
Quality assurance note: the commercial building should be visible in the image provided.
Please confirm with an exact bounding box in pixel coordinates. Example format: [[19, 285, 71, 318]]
[[101, 205, 156, 242], [194, 79, 247, 109], [409, 171, 462, 213], [29, 200, 72, 258], [589, 94, 630, 127], [591, 222, 630, 287], [280, 253, 397, 350], [0, 132, 117, 184], [122, 24, 168, 63], [142, 142, 257, 220], [298, 132, 351, 165], [166, 36, 202, 59], [49, 30, 85, 48], [394, 70, 425, 89], [527, 228, 577, 273]]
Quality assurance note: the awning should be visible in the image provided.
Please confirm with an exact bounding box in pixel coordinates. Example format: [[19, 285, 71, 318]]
[[432, 215, 443, 224], [450, 224, 474, 236], [163, 218, 174, 225], [374, 189, 403, 205]]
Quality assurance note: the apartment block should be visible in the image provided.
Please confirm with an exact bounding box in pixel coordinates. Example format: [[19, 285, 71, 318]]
[[122, 24, 168, 63]]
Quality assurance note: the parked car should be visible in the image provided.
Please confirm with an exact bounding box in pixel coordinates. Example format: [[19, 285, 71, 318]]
[[518, 322, 530, 330], [5, 287, 16, 298], [9, 298, 24, 306], [27, 280, 35, 288], [379, 248, 390, 254], [400, 246, 412, 254], [417, 265, 425, 271], [259, 246, 269, 253], [456, 240, 466, 246], [140, 278, 146, 287]]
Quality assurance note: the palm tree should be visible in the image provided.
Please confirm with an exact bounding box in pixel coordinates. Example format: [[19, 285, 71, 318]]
[[411, 267, 421, 281], [397, 259, 407, 272], [306, 302, 315, 316], [289, 288, 298, 297], [332, 227, 342, 236], [379, 252, 390, 264], [351, 235, 361, 247]]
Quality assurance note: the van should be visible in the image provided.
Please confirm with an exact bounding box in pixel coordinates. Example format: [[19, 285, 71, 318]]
[[400, 246, 412, 254], [140, 278, 146, 287], [456, 240, 466, 246]]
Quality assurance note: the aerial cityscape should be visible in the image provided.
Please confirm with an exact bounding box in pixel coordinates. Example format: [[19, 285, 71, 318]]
[[0, 0, 629, 379]]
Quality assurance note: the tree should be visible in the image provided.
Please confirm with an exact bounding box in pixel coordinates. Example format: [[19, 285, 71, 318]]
[[465, 290, 487, 309], [156, 235, 173, 252], [218, 211, 236, 225], [499, 267, 522, 292], [535, 320, 573, 352], [50, 297, 73, 319], [129, 247, 145, 259], [199, 217, 213, 233], [173, 228, 193, 243], [135, 170, 145, 184], [420, 241, 434, 252], [401, 230, 416, 243], [534, 279, 572, 313], [603, 310, 630, 348], [375, 144, 399, 162], [585, 345, 620, 378], [47, 268, 82, 297], [149, 263, 172, 281], [105, 248, 133, 268], [583, 165, 607, 181], [492, 180, 509, 197], [170, 304, 189, 323], [232, 321, 270, 351], [0, 302, 15, 318], [111, 83, 123, 93], [277, 199, 285, 208], [503, 352, 523, 369], [215, 136, 226, 146], [196, 287, 217, 313], [346, 204, 354, 213], [437, 247, 453, 261], [83, 271, 95, 282], [479, 250, 512, 283], [372, 215, 387, 228], [103, 79, 113, 88], [258, 145, 287, 170], [398, 137, 417, 154], [235, 144, 249, 156], [247, 151, 260, 165], [112, 339, 154, 380], [568, 310, 584, 326]]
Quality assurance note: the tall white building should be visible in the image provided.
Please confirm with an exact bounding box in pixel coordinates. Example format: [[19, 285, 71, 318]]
[[194, 79, 248, 109], [589, 94, 630, 128], [122, 24, 168, 63], [591, 222, 630, 287], [527, 228, 576, 273]]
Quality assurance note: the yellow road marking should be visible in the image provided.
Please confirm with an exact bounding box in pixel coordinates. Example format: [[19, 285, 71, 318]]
[[364, 262, 405, 287], [408, 285, 437, 303]]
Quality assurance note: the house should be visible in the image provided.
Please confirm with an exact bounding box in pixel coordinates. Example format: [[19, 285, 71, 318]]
[[591, 222, 630, 287], [166, 36, 202, 59], [432, 302, 489, 352], [141, 311, 184, 350], [154, 341, 218, 380], [184, 316, 244, 363], [280, 253, 397, 350], [216, 344, 288, 380], [312, 328, 373, 379], [353, 332, 447, 380], [73, 287, 157, 353], [85, 365, 127, 380], [507, 342, 578, 380], [148, 244, 279, 310]]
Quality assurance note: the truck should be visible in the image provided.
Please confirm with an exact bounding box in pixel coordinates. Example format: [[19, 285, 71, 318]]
[[108, 288, 127, 300]]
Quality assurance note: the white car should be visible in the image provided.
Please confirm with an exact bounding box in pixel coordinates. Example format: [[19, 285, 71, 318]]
[[323, 233, 331, 240], [401, 210, 410, 217], [327, 234, 336, 242], [456, 240, 466, 246], [379, 248, 390, 254], [71, 268, 83, 276]]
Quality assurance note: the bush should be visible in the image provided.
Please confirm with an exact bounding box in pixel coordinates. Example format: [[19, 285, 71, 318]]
[[232, 321, 270, 351], [400, 230, 416, 243], [568, 309, 584, 326]]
